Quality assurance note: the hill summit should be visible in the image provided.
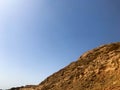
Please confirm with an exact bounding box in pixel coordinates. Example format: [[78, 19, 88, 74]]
[[10, 42, 120, 90]]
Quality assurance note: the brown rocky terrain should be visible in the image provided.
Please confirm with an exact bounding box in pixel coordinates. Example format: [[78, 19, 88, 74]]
[[10, 42, 120, 90]]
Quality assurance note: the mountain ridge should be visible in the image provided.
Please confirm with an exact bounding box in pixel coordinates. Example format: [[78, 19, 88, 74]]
[[10, 42, 120, 90]]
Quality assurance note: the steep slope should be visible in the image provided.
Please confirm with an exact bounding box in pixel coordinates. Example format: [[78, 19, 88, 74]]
[[10, 42, 120, 90]]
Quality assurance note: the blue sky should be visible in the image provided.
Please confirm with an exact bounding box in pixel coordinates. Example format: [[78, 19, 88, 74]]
[[0, 0, 120, 89]]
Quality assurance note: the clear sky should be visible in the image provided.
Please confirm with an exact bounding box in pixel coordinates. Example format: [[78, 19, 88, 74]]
[[0, 0, 120, 89]]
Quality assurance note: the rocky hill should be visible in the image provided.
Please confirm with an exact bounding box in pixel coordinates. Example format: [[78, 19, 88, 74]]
[[10, 42, 120, 90]]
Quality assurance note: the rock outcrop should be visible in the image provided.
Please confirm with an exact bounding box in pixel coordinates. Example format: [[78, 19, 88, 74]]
[[10, 42, 120, 90]]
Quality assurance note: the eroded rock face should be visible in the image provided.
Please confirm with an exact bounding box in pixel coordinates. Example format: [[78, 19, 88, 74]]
[[10, 42, 120, 90]]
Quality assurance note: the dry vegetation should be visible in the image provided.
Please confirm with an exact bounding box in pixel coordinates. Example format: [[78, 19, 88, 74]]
[[10, 42, 120, 90]]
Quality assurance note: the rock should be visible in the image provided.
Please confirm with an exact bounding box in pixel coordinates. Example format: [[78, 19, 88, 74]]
[[10, 42, 120, 90]]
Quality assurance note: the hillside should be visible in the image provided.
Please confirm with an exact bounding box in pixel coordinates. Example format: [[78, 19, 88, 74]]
[[10, 42, 120, 90]]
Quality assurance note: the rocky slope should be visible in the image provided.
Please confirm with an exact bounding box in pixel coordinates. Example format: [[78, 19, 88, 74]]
[[10, 42, 120, 90]]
